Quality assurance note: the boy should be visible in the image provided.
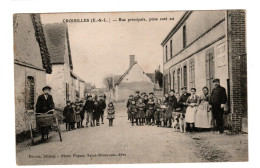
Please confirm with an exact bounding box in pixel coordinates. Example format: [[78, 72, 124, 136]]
[[98, 95, 106, 124], [126, 95, 134, 121], [129, 100, 137, 126], [84, 95, 94, 127], [63, 100, 71, 131]]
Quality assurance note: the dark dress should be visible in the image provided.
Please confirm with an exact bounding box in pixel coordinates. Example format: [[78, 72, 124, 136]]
[[137, 103, 146, 119], [63, 105, 71, 123], [178, 93, 191, 113]]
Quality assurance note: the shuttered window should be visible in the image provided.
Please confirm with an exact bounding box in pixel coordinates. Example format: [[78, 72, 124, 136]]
[[189, 60, 195, 88], [183, 65, 187, 87], [26, 76, 35, 110], [206, 49, 215, 91]]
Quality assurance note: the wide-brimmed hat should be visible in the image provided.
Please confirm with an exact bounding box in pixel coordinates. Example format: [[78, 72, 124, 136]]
[[42, 86, 51, 91]]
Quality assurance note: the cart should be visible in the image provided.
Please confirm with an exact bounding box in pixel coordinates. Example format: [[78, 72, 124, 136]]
[[29, 110, 62, 145]]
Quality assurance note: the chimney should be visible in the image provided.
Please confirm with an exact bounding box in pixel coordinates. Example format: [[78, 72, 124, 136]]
[[129, 55, 135, 67]]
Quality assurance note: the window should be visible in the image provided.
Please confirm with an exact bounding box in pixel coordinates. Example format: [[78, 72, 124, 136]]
[[206, 48, 215, 91], [183, 65, 187, 87], [170, 40, 173, 58], [177, 68, 181, 93], [169, 72, 171, 90], [173, 70, 175, 91], [26, 76, 35, 110], [183, 25, 187, 48], [66, 83, 70, 101], [164, 74, 168, 93], [189, 60, 195, 88], [165, 45, 168, 61]]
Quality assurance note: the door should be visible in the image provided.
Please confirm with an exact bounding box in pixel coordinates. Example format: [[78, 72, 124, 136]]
[[206, 48, 215, 92]]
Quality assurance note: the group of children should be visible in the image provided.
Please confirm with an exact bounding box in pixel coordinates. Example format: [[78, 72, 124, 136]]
[[63, 94, 116, 130], [63, 100, 85, 131], [127, 91, 170, 127]]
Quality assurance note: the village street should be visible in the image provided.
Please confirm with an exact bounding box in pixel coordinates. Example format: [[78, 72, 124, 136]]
[[16, 102, 248, 165]]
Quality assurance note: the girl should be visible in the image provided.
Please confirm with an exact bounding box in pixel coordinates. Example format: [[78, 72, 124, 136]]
[[195, 86, 213, 130], [185, 88, 200, 132], [75, 102, 81, 128], [129, 100, 137, 126], [107, 102, 115, 126], [154, 99, 161, 127], [137, 98, 146, 126]]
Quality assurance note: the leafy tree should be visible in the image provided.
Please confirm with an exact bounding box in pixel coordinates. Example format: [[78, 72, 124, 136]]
[[155, 70, 163, 88]]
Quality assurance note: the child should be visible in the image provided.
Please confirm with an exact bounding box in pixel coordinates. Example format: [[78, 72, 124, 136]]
[[137, 98, 146, 126], [84, 95, 94, 127], [154, 99, 161, 127], [75, 101, 81, 128], [98, 95, 106, 124], [126, 95, 133, 121], [93, 97, 99, 126], [160, 96, 168, 127], [146, 98, 155, 126], [143, 95, 149, 125], [63, 100, 71, 131], [79, 100, 85, 128], [107, 102, 115, 126], [129, 100, 137, 126], [68, 102, 76, 130]]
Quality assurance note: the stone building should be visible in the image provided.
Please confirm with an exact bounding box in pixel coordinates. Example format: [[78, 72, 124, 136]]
[[161, 10, 246, 132], [71, 72, 86, 101], [14, 14, 52, 138], [112, 55, 154, 101], [43, 23, 75, 109]]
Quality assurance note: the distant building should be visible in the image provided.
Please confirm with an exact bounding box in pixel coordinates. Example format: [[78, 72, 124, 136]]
[[71, 72, 86, 100], [112, 55, 154, 101], [14, 14, 52, 136], [161, 10, 246, 132], [43, 23, 75, 108]]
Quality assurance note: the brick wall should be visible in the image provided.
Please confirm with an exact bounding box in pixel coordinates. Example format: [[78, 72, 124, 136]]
[[227, 10, 247, 132]]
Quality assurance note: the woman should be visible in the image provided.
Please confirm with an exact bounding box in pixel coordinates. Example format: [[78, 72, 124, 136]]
[[195, 87, 213, 130], [185, 88, 199, 132]]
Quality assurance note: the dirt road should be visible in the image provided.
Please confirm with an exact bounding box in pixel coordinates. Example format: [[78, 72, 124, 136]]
[[16, 102, 247, 165]]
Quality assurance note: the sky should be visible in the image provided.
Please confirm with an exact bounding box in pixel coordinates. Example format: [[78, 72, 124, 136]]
[[41, 11, 184, 88]]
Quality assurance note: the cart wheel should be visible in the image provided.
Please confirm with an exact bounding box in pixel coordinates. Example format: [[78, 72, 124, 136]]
[[29, 123, 34, 145], [56, 118, 62, 142]]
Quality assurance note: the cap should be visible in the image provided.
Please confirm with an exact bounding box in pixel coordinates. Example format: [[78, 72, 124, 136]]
[[181, 86, 187, 90]]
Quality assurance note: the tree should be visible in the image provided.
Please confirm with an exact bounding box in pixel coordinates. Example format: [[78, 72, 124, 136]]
[[103, 76, 113, 91], [155, 70, 163, 88]]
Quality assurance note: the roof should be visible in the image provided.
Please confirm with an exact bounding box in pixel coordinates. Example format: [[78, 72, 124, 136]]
[[70, 71, 85, 82], [161, 11, 192, 46], [43, 23, 73, 69], [114, 62, 137, 86], [114, 61, 154, 86], [30, 14, 52, 74], [146, 73, 155, 83]]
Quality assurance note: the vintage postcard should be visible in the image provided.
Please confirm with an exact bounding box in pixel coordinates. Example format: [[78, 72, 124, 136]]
[[14, 10, 247, 165]]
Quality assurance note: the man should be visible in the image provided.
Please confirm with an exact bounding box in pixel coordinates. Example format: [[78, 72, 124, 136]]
[[36, 86, 55, 140], [84, 95, 94, 127], [98, 95, 106, 124], [210, 78, 227, 134], [141, 92, 146, 100], [134, 91, 141, 102], [178, 86, 191, 113], [166, 90, 178, 128]]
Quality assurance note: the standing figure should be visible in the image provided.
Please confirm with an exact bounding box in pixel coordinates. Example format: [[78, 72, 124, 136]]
[[137, 98, 146, 126], [160, 96, 168, 127], [178, 87, 191, 113], [93, 96, 100, 126], [68, 102, 76, 130], [36, 86, 55, 140], [143, 95, 149, 125], [63, 100, 71, 131], [75, 101, 81, 128], [195, 86, 213, 130], [154, 99, 161, 127], [107, 102, 115, 126], [126, 95, 134, 121], [166, 90, 177, 128], [129, 100, 138, 126], [209, 78, 227, 134], [79, 100, 85, 128], [146, 98, 155, 126], [84, 95, 94, 127], [98, 95, 106, 124], [185, 88, 200, 132]]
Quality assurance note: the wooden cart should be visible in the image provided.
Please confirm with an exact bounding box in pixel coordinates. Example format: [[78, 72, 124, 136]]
[[29, 110, 62, 144]]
